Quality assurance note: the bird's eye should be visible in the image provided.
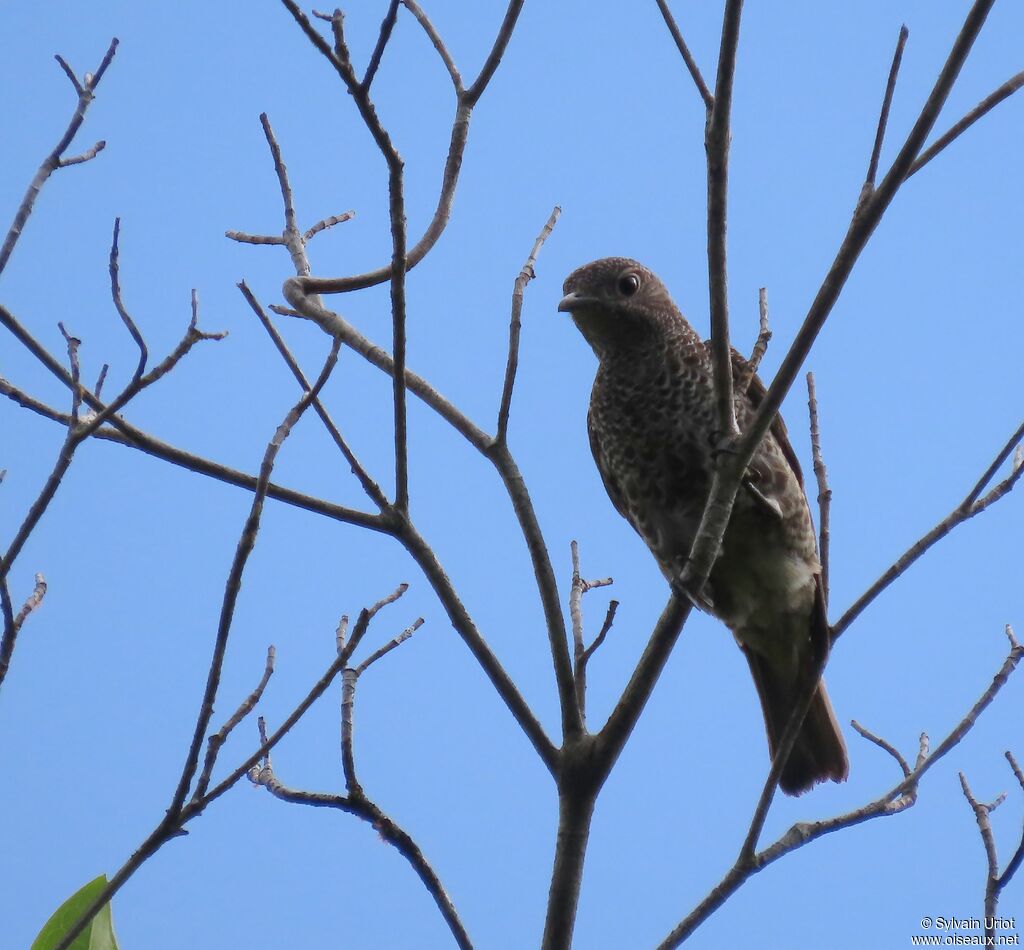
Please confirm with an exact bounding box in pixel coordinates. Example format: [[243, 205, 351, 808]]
[[618, 273, 640, 297]]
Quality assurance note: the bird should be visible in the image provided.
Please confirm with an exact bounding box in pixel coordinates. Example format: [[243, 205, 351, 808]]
[[559, 256, 848, 795]]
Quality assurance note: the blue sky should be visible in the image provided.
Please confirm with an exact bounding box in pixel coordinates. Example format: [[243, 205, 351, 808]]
[[2, 2, 1023, 948]]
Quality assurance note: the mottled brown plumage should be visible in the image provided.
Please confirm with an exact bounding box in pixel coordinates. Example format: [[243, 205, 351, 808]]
[[559, 257, 848, 795]]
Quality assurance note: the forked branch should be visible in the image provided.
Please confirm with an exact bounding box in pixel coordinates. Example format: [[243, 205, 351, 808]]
[[657, 626, 1023, 948]]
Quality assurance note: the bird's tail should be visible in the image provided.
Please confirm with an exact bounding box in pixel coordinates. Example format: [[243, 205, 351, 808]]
[[744, 648, 849, 796]]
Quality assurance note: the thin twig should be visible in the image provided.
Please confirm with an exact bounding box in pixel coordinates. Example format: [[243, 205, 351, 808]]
[[569, 542, 586, 714], [341, 667, 360, 796], [736, 286, 771, 395], [270, 301, 490, 450], [705, 0, 745, 442], [568, 542, 617, 721], [60, 141, 106, 167], [999, 749, 1024, 891], [108, 218, 148, 382], [192, 645, 276, 802], [496, 205, 561, 445], [960, 771, 1004, 942], [851, 719, 911, 778], [583, 600, 617, 662], [249, 764, 472, 949], [865, 26, 910, 190], [304, 210, 355, 241], [908, 70, 1024, 179], [54, 54, 83, 95], [654, 0, 714, 110], [93, 364, 109, 399], [225, 231, 285, 245], [806, 372, 832, 601], [362, 0, 400, 92], [58, 323, 82, 424], [259, 112, 306, 276], [959, 419, 1024, 511], [238, 282, 390, 510], [401, 0, 464, 93], [0, 576, 16, 690], [0, 574, 47, 691], [355, 617, 425, 675]]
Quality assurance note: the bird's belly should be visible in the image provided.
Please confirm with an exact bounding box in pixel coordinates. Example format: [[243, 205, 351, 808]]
[[638, 494, 818, 652], [711, 541, 816, 630]]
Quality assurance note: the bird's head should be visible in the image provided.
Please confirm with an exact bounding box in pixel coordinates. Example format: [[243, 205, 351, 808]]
[[558, 257, 681, 359]]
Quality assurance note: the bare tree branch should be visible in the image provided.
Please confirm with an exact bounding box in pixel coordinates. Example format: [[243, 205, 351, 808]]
[[960, 419, 1024, 511], [108, 218, 148, 382], [224, 231, 285, 246], [244, 593, 468, 948], [682, 0, 1007, 631], [282, 0, 523, 297], [52, 340, 341, 950], [271, 300, 491, 449], [54, 54, 84, 95], [2, 297, 224, 684], [705, 0, 745, 442], [852, 719, 911, 778], [192, 645, 276, 803], [362, 0, 400, 92], [167, 339, 341, 818], [0, 305, 385, 532], [999, 749, 1024, 892], [496, 205, 561, 445], [737, 586, 831, 861], [833, 418, 1023, 641], [865, 25, 909, 190], [741, 0, 999, 465], [657, 627, 1024, 948], [568, 541, 615, 721], [401, 0, 463, 93], [655, 0, 714, 110], [59, 141, 106, 167], [239, 282, 390, 510], [960, 770, 1006, 942], [278, 4, 413, 511], [736, 286, 771, 395], [908, 70, 1024, 179], [394, 518, 558, 774], [0, 573, 47, 691], [239, 107, 570, 756], [0, 39, 118, 278], [249, 756, 471, 950], [806, 372, 832, 601], [304, 210, 355, 241]]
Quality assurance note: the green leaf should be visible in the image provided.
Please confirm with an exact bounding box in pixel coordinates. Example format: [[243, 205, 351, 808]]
[[31, 874, 119, 950]]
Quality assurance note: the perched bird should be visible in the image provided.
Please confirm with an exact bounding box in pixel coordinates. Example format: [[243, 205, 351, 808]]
[[559, 257, 848, 795]]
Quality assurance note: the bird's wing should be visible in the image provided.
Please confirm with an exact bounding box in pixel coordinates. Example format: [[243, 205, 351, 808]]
[[729, 347, 805, 488], [587, 409, 630, 520]]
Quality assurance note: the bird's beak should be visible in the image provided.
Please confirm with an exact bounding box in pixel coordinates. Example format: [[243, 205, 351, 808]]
[[558, 291, 594, 313]]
